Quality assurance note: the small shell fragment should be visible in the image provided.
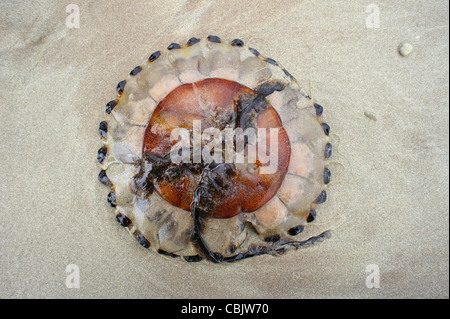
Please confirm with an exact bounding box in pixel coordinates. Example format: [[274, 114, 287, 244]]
[[398, 42, 413, 57]]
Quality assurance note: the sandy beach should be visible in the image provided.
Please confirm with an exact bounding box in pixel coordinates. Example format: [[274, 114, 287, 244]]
[[0, 0, 448, 298]]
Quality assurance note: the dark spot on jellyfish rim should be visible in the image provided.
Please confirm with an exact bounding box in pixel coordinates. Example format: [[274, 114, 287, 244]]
[[249, 47, 260, 56], [105, 100, 117, 114], [107, 191, 117, 207], [136, 232, 151, 248], [98, 169, 112, 186], [265, 58, 278, 66], [116, 80, 126, 95], [167, 43, 181, 50], [130, 65, 142, 76], [325, 143, 333, 159], [116, 212, 132, 227], [229, 243, 237, 254], [231, 39, 244, 47], [207, 35, 221, 43], [97, 146, 107, 163], [288, 225, 304, 236], [321, 123, 330, 136], [314, 103, 324, 117], [324, 167, 331, 185], [307, 209, 317, 223], [99, 121, 108, 138], [264, 234, 281, 243], [157, 249, 179, 258], [148, 51, 161, 62], [187, 37, 200, 46], [315, 190, 327, 204], [184, 255, 203, 262]]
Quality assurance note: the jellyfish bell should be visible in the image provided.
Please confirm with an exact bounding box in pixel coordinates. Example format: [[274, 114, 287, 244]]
[[97, 36, 332, 262]]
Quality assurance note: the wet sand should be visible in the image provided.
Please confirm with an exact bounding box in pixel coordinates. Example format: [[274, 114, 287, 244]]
[[0, 0, 448, 298]]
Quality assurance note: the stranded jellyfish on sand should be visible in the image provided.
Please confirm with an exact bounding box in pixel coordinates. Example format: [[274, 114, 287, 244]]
[[97, 36, 333, 263]]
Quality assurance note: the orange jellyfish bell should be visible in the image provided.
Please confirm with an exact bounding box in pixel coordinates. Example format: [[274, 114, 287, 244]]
[[141, 78, 291, 219]]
